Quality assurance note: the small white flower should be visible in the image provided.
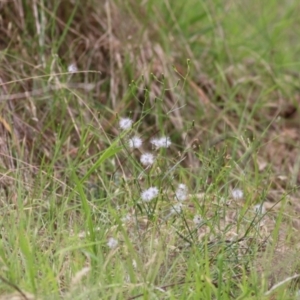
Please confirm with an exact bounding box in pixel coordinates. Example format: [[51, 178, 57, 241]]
[[140, 153, 155, 166], [107, 237, 118, 249], [175, 184, 188, 201], [193, 215, 202, 225], [254, 203, 266, 215], [119, 118, 133, 130], [141, 187, 159, 202], [170, 203, 182, 214], [151, 136, 172, 149], [68, 63, 78, 73], [232, 189, 243, 200], [128, 136, 142, 149], [150, 138, 160, 148], [178, 183, 187, 190]]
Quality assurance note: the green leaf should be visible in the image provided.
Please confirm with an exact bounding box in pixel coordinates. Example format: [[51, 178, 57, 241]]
[[80, 145, 122, 184]]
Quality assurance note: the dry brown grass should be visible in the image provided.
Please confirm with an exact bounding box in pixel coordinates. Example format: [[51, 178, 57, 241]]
[[1, 1, 299, 177]]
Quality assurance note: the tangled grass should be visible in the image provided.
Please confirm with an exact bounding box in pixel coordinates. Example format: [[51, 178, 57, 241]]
[[0, 0, 300, 299]]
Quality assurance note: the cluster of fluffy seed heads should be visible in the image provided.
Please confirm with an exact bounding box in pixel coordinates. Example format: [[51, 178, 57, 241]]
[[119, 118, 174, 208], [151, 136, 172, 149], [167, 184, 188, 216], [114, 116, 256, 241], [119, 118, 171, 168], [141, 187, 159, 202], [175, 184, 188, 201]]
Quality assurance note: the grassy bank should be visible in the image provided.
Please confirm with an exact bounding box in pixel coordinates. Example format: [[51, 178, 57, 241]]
[[0, 0, 300, 299]]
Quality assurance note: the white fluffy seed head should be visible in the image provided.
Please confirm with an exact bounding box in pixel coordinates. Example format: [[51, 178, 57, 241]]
[[68, 63, 78, 73], [107, 237, 118, 249], [175, 184, 188, 201], [140, 153, 155, 166], [128, 136, 142, 149], [151, 136, 172, 149], [232, 189, 244, 200], [119, 118, 133, 130], [178, 183, 187, 190], [141, 187, 159, 202]]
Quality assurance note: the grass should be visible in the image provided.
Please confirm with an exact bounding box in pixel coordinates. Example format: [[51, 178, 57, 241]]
[[0, 0, 300, 299]]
